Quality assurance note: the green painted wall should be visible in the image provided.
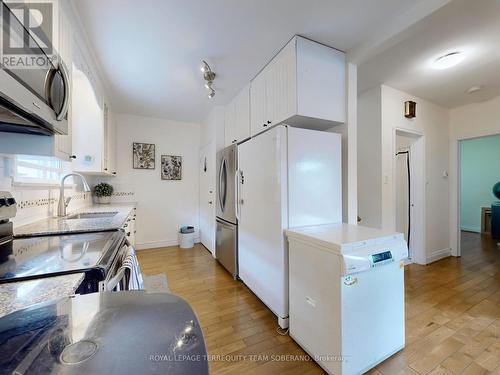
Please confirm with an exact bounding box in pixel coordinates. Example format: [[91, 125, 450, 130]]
[[460, 135, 500, 232]]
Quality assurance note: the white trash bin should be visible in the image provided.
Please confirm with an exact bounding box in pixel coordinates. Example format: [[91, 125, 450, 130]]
[[178, 232, 195, 249]]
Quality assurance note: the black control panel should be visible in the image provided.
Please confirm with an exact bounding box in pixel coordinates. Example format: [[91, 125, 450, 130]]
[[371, 251, 393, 266]]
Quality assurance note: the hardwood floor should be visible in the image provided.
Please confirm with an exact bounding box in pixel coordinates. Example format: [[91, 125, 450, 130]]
[[137, 232, 500, 374]]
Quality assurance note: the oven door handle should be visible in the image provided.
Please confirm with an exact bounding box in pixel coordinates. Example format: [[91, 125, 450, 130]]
[[106, 267, 127, 291]]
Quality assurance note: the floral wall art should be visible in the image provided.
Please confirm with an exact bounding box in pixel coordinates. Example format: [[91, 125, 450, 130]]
[[133, 142, 155, 169], [161, 155, 182, 180]]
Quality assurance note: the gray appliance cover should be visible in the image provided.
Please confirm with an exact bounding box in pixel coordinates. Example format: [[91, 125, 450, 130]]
[[0, 291, 209, 374]]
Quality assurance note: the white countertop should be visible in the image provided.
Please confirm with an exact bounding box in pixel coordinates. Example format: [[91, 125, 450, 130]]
[[14, 203, 136, 237], [286, 223, 403, 253], [0, 273, 84, 318]]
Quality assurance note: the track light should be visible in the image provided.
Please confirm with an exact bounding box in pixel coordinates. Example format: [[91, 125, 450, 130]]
[[201, 60, 216, 98]]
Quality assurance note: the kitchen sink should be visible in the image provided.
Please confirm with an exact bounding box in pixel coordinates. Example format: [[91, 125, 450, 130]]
[[65, 212, 118, 220]]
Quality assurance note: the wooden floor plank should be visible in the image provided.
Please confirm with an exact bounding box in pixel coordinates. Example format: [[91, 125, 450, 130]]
[[137, 231, 500, 374]]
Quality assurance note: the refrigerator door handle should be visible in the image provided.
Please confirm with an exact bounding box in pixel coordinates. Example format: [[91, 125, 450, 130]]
[[235, 169, 240, 221], [218, 158, 227, 212]]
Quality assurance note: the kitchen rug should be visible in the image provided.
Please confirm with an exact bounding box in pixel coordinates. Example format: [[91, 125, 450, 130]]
[[143, 273, 171, 293]]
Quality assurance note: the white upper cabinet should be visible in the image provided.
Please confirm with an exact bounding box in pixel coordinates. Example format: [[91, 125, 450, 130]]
[[224, 97, 236, 147], [225, 84, 251, 146], [249, 72, 268, 137], [250, 36, 345, 136], [104, 103, 117, 175], [53, 6, 74, 161]]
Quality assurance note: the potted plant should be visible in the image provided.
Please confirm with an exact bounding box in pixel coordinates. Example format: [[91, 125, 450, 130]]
[[94, 183, 114, 204]]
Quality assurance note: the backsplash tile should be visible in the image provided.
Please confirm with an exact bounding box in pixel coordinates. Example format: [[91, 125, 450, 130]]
[[11, 189, 92, 227]]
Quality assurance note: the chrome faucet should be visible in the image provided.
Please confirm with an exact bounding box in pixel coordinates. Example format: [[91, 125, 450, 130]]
[[58, 173, 91, 217]]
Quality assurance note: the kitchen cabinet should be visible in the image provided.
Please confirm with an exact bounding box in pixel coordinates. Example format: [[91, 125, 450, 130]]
[[224, 98, 236, 147], [122, 208, 137, 246], [53, 8, 74, 161], [250, 36, 345, 135], [71, 42, 117, 176], [225, 84, 251, 146], [103, 103, 117, 175]]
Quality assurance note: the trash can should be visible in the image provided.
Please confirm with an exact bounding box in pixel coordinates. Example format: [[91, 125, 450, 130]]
[[178, 226, 195, 249]]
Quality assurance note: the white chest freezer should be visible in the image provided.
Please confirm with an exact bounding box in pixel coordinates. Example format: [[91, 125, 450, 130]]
[[286, 223, 408, 375]]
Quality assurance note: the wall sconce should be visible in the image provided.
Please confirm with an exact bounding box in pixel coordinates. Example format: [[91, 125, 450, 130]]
[[404, 101, 416, 118]]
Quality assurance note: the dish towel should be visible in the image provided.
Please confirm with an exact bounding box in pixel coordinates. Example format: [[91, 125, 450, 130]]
[[120, 246, 145, 290], [107, 246, 144, 291]]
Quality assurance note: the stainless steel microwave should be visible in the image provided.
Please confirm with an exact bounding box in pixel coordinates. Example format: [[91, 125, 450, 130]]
[[0, 1, 70, 136]]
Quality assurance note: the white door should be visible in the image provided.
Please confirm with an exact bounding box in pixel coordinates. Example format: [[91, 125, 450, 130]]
[[238, 126, 288, 321], [199, 142, 216, 253]]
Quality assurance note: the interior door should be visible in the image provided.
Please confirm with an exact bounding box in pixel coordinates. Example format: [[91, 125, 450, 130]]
[[199, 142, 215, 253]]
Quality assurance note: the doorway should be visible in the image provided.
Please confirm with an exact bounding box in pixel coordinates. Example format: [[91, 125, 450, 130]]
[[394, 129, 425, 264], [458, 135, 500, 259], [199, 141, 216, 254]]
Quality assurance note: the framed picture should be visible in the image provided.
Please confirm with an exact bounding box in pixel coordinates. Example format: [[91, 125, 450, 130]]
[[133, 142, 155, 169], [161, 155, 182, 180]]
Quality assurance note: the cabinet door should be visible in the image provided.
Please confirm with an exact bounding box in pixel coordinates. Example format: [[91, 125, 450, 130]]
[[224, 101, 236, 147], [263, 63, 275, 127], [103, 103, 109, 173], [250, 71, 267, 136], [107, 108, 117, 175], [54, 7, 73, 160], [233, 84, 250, 142], [271, 40, 297, 124]]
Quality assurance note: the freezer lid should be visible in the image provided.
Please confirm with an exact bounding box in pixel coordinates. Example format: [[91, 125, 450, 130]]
[[286, 223, 404, 254], [0, 291, 209, 375]]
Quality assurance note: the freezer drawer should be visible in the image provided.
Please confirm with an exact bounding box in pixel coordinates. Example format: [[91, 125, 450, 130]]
[[216, 219, 238, 278]]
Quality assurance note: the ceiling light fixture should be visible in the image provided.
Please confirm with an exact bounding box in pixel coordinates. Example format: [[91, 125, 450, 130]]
[[432, 52, 465, 70], [466, 85, 482, 94], [201, 60, 216, 98]]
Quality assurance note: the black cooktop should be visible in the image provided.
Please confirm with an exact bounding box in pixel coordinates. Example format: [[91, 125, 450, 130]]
[[0, 231, 124, 283], [0, 291, 209, 375]]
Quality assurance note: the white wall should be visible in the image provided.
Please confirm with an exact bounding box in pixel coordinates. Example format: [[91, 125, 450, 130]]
[[357, 86, 382, 228], [449, 96, 500, 255], [200, 106, 225, 152], [381, 86, 450, 263], [358, 85, 450, 263], [101, 113, 201, 249]]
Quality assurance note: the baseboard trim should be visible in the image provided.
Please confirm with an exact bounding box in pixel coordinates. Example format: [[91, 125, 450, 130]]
[[426, 248, 451, 264], [460, 226, 480, 233], [136, 237, 200, 250]]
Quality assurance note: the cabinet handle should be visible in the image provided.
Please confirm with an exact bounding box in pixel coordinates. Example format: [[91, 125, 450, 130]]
[[263, 123, 267, 127], [123, 223, 128, 228], [267, 120, 272, 124], [70, 155, 76, 159], [126, 232, 131, 236], [233, 139, 237, 143], [104, 168, 108, 171]]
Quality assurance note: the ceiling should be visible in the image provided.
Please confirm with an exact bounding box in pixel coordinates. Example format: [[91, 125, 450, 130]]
[[358, 0, 500, 108], [73, 0, 426, 122]]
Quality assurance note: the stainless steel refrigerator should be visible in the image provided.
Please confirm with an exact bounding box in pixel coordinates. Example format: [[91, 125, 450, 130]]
[[216, 144, 239, 278]]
